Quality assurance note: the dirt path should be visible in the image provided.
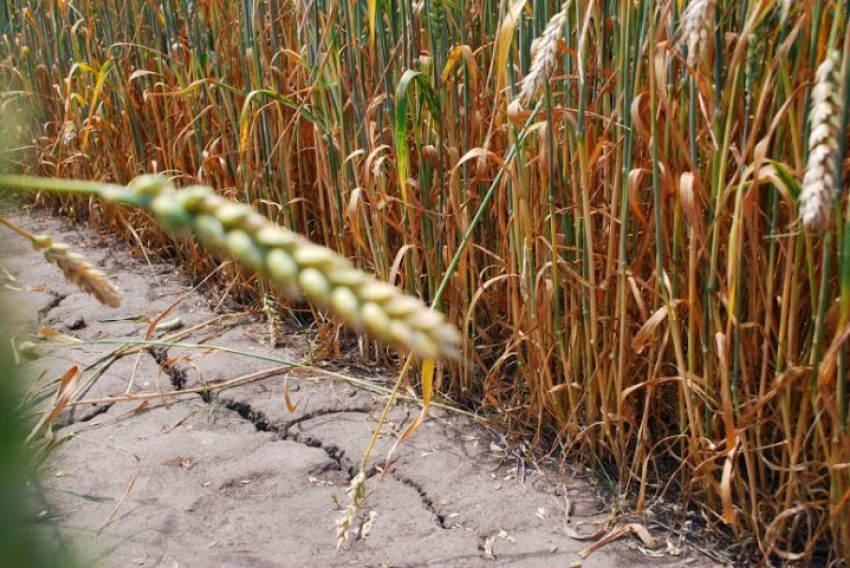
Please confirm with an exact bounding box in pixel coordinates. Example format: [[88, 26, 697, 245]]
[[2, 208, 723, 568]]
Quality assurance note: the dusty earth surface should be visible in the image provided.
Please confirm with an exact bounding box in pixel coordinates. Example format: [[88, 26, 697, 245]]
[[1, 206, 727, 568]]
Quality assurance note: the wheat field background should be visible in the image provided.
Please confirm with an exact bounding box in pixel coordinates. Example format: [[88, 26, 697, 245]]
[[1, 0, 849, 562]]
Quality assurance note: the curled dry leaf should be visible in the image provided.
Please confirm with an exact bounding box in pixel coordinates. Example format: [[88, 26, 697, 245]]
[[578, 523, 659, 559], [26, 365, 81, 443], [631, 301, 682, 354], [678, 172, 702, 233]]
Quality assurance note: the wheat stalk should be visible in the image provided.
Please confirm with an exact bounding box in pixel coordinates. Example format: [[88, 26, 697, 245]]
[[800, 49, 843, 230], [517, 3, 569, 105]]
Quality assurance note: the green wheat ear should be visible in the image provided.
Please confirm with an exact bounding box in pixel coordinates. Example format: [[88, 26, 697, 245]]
[[127, 175, 461, 361]]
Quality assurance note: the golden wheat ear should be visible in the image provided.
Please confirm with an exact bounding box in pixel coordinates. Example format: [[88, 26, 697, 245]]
[[262, 288, 284, 348], [0, 215, 122, 308], [335, 470, 366, 548]]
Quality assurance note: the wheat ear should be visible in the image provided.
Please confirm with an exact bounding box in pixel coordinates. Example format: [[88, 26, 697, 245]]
[[0, 215, 121, 307], [800, 50, 843, 230], [262, 289, 284, 348], [335, 470, 366, 548], [680, 0, 717, 67], [112, 176, 460, 361], [517, 3, 569, 105]]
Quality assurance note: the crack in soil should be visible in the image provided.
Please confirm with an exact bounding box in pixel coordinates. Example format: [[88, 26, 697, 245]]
[[147, 346, 188, 390], [78, 404, 112, 422], [38, 291, 67, 321], [56, 396, 113, 429], [283, 430, 355, 477], [280, 407, 371, 437], [144, 344, 361, 481], [140, 343, 452, 533], [215, 394, 359, 479], [390, 471, 450, 529], [217, 395, 451, 531], [221, 398, 278, 433]]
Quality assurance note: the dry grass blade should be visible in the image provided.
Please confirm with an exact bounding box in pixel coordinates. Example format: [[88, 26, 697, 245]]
[[578, 523, 659, 559], [25, 365, 80, 443]]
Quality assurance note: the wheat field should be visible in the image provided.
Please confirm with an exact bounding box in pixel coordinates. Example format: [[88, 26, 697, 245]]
[[1, 0, 849, 562]]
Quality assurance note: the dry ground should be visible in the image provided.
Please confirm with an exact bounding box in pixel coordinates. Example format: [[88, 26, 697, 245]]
[[1, 206, 727, 568]]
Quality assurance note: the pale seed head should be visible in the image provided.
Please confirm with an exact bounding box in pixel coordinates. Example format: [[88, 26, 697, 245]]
[[681, 0, 717, 67], [39, 240, 122, 308], [799, 49, 843, 230], [517, 3, 569, 105]]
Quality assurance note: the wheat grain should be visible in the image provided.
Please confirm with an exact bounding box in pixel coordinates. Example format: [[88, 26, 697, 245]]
[[800, 50, 842, 230]]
